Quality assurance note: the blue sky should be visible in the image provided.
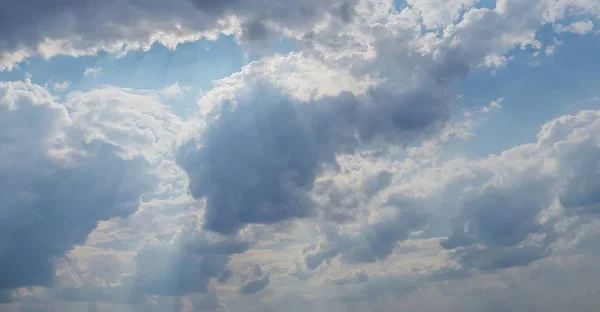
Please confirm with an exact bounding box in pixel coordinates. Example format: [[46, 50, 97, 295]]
[[455, 28, 600, 156], [1, 1, 600, 311]]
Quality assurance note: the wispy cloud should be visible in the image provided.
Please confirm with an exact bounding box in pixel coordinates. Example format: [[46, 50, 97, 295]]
[[83, 66, 102, 77]]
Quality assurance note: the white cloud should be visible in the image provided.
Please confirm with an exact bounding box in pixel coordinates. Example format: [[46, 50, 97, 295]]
[[1, 0, 599, 73], [0, 80, 213, 306], [482, 97, 504, 113], [406, 0, 479, 29], [555, 20, 595, 35], [2, 0, 600, 311], [0, 79, 157, 293], [52, 80, 70, 91], [160, 82, 190, 100], [65, 86, 193, 160], [83, 66, 102, 78], [303, 108, 600, 272], [0, 0, 356, 71]]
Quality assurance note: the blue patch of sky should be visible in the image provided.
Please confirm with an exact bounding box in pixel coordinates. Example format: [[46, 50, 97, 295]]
[[0, 34, 298, 116], [474, 0, 497, 9], [452, 25, 600, 157]]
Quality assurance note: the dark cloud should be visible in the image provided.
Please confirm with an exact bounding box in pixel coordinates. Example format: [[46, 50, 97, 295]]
[[361, 170, 393, 198], [338, 1, 357, 23], [178, 85, 448, 235], [441, 110, 600, 271], [442, 180, 553, 249], [238, 265, 271, 294], [313, 178, 360, 223], [132, 246, 230, 297], [177, 90, 327, 235], [239, 20, 271, 42], [0, 81, 155, 291], [0, 0, 357, 69], [305, 196, 427, 269], [439, 171, 557, 270], [132, 229, 250, 297], [557, 143, 600, 215]]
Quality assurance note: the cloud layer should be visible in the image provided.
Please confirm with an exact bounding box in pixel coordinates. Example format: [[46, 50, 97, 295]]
[[1, 0, 600, 311]]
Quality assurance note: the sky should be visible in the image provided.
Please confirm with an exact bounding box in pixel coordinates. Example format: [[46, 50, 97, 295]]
[[1, 0, 600, 311]]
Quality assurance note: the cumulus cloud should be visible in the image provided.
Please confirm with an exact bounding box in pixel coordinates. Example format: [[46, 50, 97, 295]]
[[441, 110, 600, 270], [3, 0, 597, 72], [52, 81, 70, 91], [174, 0, 600, 272], [0, 0, 357, 71], [64, 86, 193, 161], [33, 194, 253, 308], [405, 0, 479, 29], [3, 0, 600, 310], [0, 79, 218, 308], [238, 264, 271, 294], [299, 108, 600, 272], [160, 82, 190, 100], [482, 98, 503, 113], [0, 80, 156, 292], [555, 20, 595, 35], [0, 81, 159, 289], [178, 76, 448, 235], [304, 197, 427, 268]]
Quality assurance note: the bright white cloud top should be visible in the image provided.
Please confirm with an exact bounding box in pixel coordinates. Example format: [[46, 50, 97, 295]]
[[0, 0, 599, 311]]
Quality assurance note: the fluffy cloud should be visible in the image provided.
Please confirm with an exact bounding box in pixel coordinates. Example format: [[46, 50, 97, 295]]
[[441, 110, 600, 270], [405, 0, 479, 29], [0, 79, 222, 308], [175, 0, 600, 267], [0, 0, 356, 71], [555, 20, 595, 35], [4, 0, 598, 72], [178, 70, 448, 235], [36, 196, 252, 308], [294, 108, 600, 272], [160, 83, 190, 101], [304, 199, 427, 268], [3, 0, 600, 311], [0, 80, 156, 292]]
